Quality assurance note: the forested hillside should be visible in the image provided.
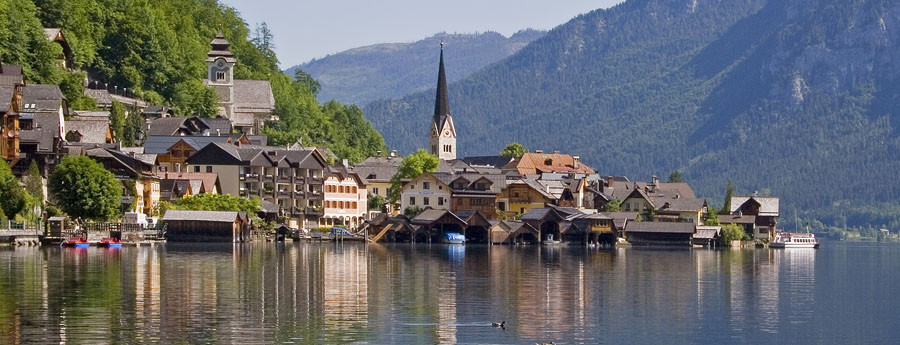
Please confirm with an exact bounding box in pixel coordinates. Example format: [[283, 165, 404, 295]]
[[286, 30, 545, 106], [0, 0, 385, 163], [365, 0, 900, 229]]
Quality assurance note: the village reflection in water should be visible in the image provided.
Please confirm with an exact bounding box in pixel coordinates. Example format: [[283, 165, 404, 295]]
[[3, 242, 895, 344]]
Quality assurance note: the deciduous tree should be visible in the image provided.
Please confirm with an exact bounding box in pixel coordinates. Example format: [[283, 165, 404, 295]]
[[388, 149, 438, 204], [0, 160, 26, 220], [500, 142, 528, 159], [49, 156, 121, 221]]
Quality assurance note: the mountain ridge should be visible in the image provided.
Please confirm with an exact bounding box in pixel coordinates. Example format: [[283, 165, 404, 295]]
[[285, 30, 545, 105], [364, 0, 900, 228]]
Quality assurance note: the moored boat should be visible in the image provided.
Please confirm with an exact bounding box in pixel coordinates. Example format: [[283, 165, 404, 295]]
[[63, 237, 89, 248], [98, 237, 122, 248], [443, 232, 465, 244], [770, 232, 818, 249]]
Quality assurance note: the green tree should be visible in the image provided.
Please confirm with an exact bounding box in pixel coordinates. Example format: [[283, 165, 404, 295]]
[[109, 100, 125, 141], [668, 170, 682, 183], [388, 149, 438, 204], [404, 206, 423, 218], [49, 156, 121, 221], [160, 193, 261, 215], [0, 160, 26, 220], [500, 142, 528, 159], [605, 198, 622, 212], [722, 223, 750, 244], [293, 69, 320, 96], [122, 110, 143, 146], [723, 180, 735, 214], [23, 161, 43, 202], [367, 194, 386, 212], [705, 206, 720, 226], [172, 80, 218, 117]]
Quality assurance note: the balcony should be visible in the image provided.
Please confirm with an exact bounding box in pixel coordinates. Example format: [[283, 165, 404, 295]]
[[307, 191, 323, 200], [304, 207, 323, 216], [240, 173, 260, 182], [277, 175, 291, 183], [307, 177, 324, 185], [263, 174, 276, 182], [292, 176, 305, 184], [293, 191, 306, 199]]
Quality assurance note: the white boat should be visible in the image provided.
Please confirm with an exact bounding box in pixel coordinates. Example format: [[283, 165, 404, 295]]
[[770, 232, 818, 249]]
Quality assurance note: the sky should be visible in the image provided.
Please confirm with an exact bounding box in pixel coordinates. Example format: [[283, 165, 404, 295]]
[[219, 0, 624, 68]]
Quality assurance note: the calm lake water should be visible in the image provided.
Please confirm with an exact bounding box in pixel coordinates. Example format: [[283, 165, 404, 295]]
[[0, 242, 898, 344]]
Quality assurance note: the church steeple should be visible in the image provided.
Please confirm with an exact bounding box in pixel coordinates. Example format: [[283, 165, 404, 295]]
[[429, 42, 457, 160], [433, 43, 450, 125]]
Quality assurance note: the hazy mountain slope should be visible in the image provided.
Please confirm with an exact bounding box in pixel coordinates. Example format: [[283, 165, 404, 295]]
[[364, 0, 900, 228], [285, 30, 544, 105]]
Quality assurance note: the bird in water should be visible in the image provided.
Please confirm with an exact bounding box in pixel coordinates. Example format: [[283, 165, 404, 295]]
[[492, 321, 506, 329]]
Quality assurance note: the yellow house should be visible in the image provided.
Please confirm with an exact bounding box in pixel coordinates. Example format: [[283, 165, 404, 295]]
[[501, 178, 556, 219], [400, 172, 452, 213], [352, 155, 401, 214]]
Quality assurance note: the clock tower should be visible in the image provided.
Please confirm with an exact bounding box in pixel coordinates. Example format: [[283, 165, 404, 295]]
[[429, 43, 457, 160], [206, 32, 236, 119]]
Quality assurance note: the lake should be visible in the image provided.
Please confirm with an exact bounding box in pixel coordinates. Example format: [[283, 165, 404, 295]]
[[0, 242, 898, 344]]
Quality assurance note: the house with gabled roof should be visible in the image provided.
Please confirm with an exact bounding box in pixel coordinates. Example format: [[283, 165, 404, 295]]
[[322, 164, 368, 229], [186, 142, 328, 229], [729, 195, 780, 239], [502, 150, 595, 175], [352, 154, 402, 214], [85, 148, 161, 215], [0, 62, 24, 161]]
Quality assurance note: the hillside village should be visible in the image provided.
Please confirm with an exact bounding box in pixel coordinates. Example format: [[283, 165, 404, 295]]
[[0, 29, 780, 246]]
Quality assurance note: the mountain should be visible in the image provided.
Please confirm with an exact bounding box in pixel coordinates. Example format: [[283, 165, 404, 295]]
[[285, 30, 545, 106], [365, 0, 900, 229]]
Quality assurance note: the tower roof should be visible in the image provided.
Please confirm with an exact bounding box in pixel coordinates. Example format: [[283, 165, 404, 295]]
[[433, 44, 450, 128], [207, 32, 236, 63]]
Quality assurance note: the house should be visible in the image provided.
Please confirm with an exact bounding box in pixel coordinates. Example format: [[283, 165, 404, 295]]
[[400, 172, 453, 213], [729, 195, 780, 239], [16, 85, 68, 176], [43, 28, 74, 70], [436, 172, 505, 218], [186, 142, 328, 229], [64, 120, 113, 144], [156, 172, 220, 201], [615, 176, 707, 224], [322, 164, 368, 229], [146, 116, 233, 136], [352, 153, 402, 213], [203, 33, 275, 133], [624, 222, 696, 246], [162, 210, 249, 242], [502, 151, 595, 175], [143, 135, 245, 172], [85, 148, 161, 215], [142, 105, 174, 119], [0, 63, 24, 161], [501, 177, 556, 218]]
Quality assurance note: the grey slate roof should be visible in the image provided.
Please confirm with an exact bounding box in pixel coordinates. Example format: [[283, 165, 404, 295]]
[[72, 110, 110, 122], [353, 156, 402, 183], [65, 120, 110, 143], [142, 135, 231, 154], [147, 117, 233, 136], [187, 142, 326, 169], [0, 86, 13, 110], [625, 222, 696, 234], [20, 113, 62, 152], [163, 210, 243, 223], [730, 196, 780, 216], [461, 156, 513, 169], [0, 64, 23, 76], [657, 198, 706, 213], [410, 209, 466, 226], [142, 105, 173, 117], [22, 85, 65, 113], [233, 80, 275, 113], [84, 89, 112, 107]]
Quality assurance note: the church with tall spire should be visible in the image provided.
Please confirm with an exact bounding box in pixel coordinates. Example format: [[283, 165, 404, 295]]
[[429, 43, 457, 160]]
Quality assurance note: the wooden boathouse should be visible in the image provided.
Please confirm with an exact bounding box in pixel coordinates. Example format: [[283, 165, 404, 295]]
[[624, 222, 696, 246], [163, 210, 250, 242]]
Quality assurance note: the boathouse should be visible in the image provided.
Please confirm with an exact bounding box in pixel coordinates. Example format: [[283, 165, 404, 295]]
[[454, 210, 492, 243], [409, 209, 467, 243], [693, 225, 722, 247], [489, 220, 540, 244], [624, 222, 695, 246], [163, 210, 250, 242], [520, 208, 565, 243]]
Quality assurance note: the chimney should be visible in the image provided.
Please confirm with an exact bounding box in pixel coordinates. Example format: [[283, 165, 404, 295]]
[[607, 176, 614, 188], [652, 175, 659, 187], [573, 156, 580, 169], [342, 159, 349, 168], [390, 150, 398, 157], [534, 149, 543, 154], [216, 129, 221, 136], [376, 150, 382, 156]]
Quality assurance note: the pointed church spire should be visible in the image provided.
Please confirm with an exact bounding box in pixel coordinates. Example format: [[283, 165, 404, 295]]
[[433, 42, 450, 125]]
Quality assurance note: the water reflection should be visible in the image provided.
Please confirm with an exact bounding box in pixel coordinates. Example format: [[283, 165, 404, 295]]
[[1, 243, 897, 344]]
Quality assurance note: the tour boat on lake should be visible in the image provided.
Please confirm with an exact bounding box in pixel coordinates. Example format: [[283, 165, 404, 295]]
[[771, 232, 818, 249]]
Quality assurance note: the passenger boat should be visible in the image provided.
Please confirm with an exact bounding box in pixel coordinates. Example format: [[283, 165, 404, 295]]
[[98, 237, 123, 248], [770, 232, 818, 249], [63, 237, 90, 248], [443, 232, 465, 244]]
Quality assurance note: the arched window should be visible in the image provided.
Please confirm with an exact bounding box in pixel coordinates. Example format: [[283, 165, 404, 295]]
[[339, 201, 344, 209]]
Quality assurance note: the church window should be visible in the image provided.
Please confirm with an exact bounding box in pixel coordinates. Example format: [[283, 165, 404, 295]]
[[216, 71, 225, 81]]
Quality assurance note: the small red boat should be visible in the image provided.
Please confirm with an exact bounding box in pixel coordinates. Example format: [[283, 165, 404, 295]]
[[98, 237, 123, 248], [63, 237, 90, 248]]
